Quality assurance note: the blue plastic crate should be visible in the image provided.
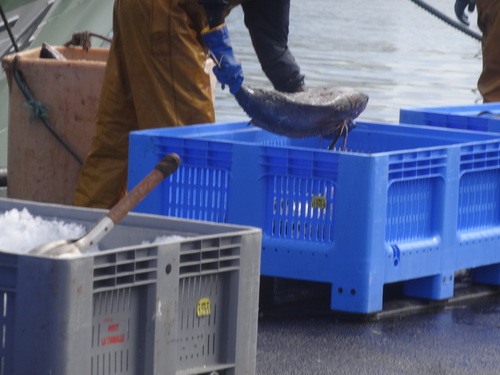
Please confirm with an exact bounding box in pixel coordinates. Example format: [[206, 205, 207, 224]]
[[129, 121, 500, 313], [400, 103, 500, 132]]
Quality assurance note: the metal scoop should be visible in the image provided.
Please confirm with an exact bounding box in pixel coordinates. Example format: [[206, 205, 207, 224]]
[[29, 153, 181, 257]]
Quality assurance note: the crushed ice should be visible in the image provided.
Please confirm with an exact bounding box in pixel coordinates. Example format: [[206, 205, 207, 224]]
[[0, 208, 187, 256], [141, 235, 186, 245], [0, 208, 88, 254]]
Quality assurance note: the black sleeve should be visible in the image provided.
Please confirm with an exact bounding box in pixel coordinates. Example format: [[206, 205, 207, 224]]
[[198, 0, 228, 28], [242, 0, 305, 92]]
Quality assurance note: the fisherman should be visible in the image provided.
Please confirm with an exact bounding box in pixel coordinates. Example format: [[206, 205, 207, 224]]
[[455, 0, 500, 102], [73, 0, 305, 208]]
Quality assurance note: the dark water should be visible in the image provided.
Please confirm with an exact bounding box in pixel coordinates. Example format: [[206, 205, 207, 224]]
[[217, 0, 483, 125]]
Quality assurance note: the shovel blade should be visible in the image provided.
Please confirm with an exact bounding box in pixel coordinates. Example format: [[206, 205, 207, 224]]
[[29, 239, 80, 257]]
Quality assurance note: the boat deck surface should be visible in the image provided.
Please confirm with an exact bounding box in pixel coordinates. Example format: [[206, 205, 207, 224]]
[[256, 277, 500, 375]]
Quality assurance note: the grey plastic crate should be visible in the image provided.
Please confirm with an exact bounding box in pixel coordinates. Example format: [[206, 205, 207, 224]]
[[0, 198, 261, 375]]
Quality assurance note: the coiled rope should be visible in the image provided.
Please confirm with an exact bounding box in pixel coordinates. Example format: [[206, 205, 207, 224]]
[[12, 56, 84, 165], [409, 0, 482, 41], [64, 31, 112, 51]]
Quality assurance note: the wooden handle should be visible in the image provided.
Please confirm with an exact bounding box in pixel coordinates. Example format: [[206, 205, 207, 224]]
[[107, 153, 181, 224]]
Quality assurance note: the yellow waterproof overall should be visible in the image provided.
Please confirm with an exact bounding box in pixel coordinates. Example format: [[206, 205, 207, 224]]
[[73, 0, 214, 208], [477, 0, 500, 102]]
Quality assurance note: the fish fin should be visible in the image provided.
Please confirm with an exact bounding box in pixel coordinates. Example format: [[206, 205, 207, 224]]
[[327, 129, 343, 150], [327, 120, 357, 150]]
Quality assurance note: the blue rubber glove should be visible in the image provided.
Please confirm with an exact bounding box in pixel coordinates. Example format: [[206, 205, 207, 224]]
[[202, 24, 244, 94], [454, 0, 476, 26]]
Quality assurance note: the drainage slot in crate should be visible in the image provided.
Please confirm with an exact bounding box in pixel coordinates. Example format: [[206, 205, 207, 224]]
[[180, 264, 202, 275], [180, 252, 201, 263]]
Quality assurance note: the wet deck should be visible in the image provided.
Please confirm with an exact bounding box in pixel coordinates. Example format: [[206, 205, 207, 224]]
[[256, 277, 500, 375]]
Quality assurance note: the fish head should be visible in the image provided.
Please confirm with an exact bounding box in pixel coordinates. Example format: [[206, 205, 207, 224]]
[[346, 91, 369, 120]]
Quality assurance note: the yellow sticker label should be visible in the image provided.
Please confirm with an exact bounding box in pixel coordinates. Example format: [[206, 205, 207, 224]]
[[197, 298, 211, 317], [311, 196, 327, 209]]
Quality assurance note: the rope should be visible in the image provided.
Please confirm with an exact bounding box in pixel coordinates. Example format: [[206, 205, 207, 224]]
[[0, 168, 6, 187], [0, 2, 19, 52], [409, 0, 482, 41], [64, 31, 112, 51], [12, 56, 84, 166]]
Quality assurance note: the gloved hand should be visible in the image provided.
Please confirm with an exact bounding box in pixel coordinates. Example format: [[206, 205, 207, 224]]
[[202, 24, 244, 94], [454, 0, 476, 26]]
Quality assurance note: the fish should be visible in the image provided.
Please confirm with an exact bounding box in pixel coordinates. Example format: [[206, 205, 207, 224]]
[[234, 84, 369, 150], [39, 43, 66, 60]]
